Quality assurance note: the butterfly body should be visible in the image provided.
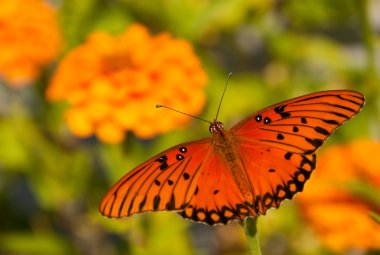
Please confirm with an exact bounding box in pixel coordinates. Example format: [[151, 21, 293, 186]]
[[210, 121, 254, 201], [100, 90, 364, 225]]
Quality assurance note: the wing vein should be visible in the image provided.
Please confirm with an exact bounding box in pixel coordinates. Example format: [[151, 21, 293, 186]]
[[183, 162, 204, 207], [258, 127, 323, 139], [290, 102, 357, 113], [114, 163, 156, 216], [256, 139, 306, 151], [286, 109, 350, 118]]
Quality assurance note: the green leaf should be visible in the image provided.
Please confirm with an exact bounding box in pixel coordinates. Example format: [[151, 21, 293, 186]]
[[0, 232, 72, 255]]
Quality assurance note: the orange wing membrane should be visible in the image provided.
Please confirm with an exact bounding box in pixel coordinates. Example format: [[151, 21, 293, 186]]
[[232, 90, 364, 215], [232, 90, 364, 154], [100, 90, 364, 225], [178, 152, 257, 225], [99, 140, 211, 218]]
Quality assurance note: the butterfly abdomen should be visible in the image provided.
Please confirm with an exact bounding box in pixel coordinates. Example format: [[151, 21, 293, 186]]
[[211, 129, 254, 202]]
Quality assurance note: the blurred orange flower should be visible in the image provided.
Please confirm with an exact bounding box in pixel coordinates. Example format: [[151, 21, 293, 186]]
[[0, 0, 61, 87], [46, 24, 208, 144], [297, 139, 380, 252]]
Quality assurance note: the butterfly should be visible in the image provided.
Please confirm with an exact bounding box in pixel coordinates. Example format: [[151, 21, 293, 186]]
[[100, 90, 364, 225]]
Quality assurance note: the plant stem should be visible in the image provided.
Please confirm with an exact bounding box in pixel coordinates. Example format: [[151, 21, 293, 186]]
[[356, 0, 380, 140], [356, 0, 375, 77], [243, 217, 262, 255]]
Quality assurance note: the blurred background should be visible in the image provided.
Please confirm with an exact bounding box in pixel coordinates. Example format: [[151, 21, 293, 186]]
[[0, 0, 379, 254]]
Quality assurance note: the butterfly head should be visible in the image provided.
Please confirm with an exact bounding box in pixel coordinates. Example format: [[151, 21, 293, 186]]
[[209, 121, 224, 133]]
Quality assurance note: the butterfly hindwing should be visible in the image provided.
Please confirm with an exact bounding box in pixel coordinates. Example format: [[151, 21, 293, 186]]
[[178, 152, 257, 225], [238, 145, 316, 214], [99, 139, 211, 218]]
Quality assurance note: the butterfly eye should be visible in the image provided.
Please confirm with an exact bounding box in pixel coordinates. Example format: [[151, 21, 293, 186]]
[[209, 125, 217, 133], [209, 122, 224, 133]]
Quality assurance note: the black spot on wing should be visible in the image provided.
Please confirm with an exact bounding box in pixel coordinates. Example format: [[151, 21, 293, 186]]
[[156, 155, 169, 170], [314, 126, 330, 135], [305, 138, 323, 148], [274, 105, 285, 113], [127, 198, 134, 215], [274, 105, 291, 118], [139, 195, 147, 211], [322, 119, 339, 125], [159, 163, 168, 170], [183, 173, 190, 180], [300, 154, 316, 171], [156, 155, 167, 163], [331, 111, 349, 118], [264, 117, 271, 124], [165, 194, 176, 210], [153, 195, 160, 210], [178, 203, 252, 225], [280, 112, 291, 118], [284, 152, 293, 160]]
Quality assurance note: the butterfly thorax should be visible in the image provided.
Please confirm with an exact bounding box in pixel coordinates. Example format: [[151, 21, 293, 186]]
[[209, 121, 253, 201]]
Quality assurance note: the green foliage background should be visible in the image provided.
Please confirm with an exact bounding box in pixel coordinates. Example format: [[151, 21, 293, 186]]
[[0, 0, 379, 254]]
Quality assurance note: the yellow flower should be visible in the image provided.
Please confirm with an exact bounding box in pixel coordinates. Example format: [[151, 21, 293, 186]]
[[297, 139, 380, 252], [46, 24, 208, 144], [0, 0, 61, 87]]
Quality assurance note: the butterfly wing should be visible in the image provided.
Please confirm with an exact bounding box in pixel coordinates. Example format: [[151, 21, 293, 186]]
[[100, 137, 258, 225], [231, 90, 364, 214], [238, 145, 316, 214], [100, 90, 364, 224], [99, 139, 212, 218], [178, 151, 257, 225], [231, 90, 364, 154]]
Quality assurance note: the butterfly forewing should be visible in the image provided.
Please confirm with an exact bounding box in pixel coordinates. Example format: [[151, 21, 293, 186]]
[[99, 139, 211, 218], [231, 90, 364, 154]]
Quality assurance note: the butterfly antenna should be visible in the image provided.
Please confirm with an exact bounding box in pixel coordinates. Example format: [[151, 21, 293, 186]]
[[156, 105, 212, 124], [215, 72, 232, 121]]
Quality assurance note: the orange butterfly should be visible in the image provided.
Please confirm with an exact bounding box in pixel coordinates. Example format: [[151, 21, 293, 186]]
[[100, 90, 364, 225]]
